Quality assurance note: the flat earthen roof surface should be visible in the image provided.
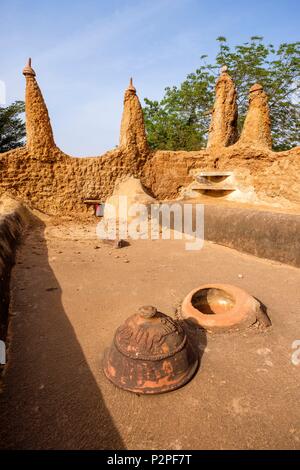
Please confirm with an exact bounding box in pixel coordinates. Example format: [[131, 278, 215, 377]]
[[0, 220, 299, 449]]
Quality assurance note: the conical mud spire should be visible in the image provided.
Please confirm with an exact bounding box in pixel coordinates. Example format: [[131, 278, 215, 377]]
[[119, 78, 148, 153], [239, 83, 272, 148], [207, 65, 238, 148], [23, 58, 55, 154]]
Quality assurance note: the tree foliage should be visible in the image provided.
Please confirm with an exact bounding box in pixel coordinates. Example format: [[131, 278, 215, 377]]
[[0, 101, 25, 153], [143, 37, 300, 151]]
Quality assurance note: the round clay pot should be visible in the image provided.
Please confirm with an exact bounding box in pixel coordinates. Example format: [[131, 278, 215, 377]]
[[181, 283, 260, 332]]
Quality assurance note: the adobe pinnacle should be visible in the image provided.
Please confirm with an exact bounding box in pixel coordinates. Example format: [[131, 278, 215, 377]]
[[23, 58, 36, 77]]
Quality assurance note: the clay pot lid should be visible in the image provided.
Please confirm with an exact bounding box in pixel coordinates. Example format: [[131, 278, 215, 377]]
[[103, 306, 198, 394], [114, 305, 186, 361]]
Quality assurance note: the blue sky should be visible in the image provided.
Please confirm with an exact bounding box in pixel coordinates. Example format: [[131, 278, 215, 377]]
[[1, 0, 299, 155]]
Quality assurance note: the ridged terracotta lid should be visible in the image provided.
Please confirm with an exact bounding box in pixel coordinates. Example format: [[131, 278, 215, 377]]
[[103, 305, 198, 394], [114, 305, 186, 361]]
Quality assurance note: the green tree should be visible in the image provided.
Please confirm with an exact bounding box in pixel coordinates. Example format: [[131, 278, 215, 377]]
[[0, 101, 25, 153], [143, 37, 300, 151]]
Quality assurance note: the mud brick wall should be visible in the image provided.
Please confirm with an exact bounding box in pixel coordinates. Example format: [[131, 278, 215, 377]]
[[0, 60, 299, 215], [0, 199, 29, 341], [0, 147, 149, 215]]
